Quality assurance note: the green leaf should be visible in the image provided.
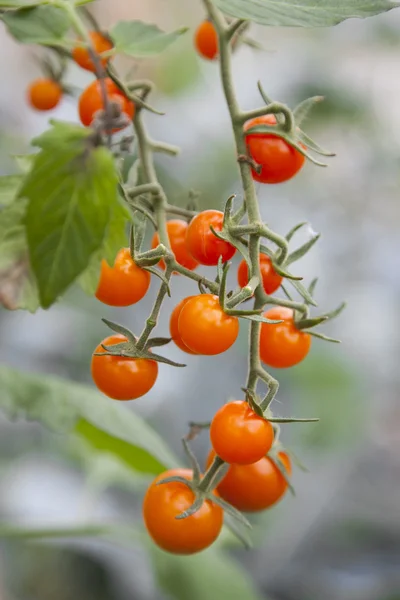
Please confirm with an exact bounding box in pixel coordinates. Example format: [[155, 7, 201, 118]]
[[0, 0, 42, 6], [22, 121, 118, 308], [0, 197, 39, 312], [151, 545, 263, 600], [214, 0, 399, 28], [110, 20, 188, 57], [1, 6, 70, 46], [0, 175, 23, 207], [0, 365, 178, 474], [13, 154, 36, 173], [79, 198, 129, 296]]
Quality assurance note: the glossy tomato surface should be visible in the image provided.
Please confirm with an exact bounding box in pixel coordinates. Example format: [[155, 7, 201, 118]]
[[260, 306, 311, 368], [143, 468, 223, 554], [178, 294, 239, 355], [91, 334, 158, 400]]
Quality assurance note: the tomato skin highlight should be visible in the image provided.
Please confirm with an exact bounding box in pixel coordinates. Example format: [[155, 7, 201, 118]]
[[91, 334, 158, 400], [237, 254, 282, 296], [260, 306, 311, 368], [194, 21, 218, 60], [151, 220, 198, 271], [186, 210, 236, 266], [244, 115, 305, 184], [169, 297, 198, 354], [210, 400, 274, 465], [72, 31, 113, 72], [95, 248, 150, 307], [28, 79, 62, 111], [178, 294, 239, 355], [207, 449, 291, 512], [143, 468, 223, 554], [78, 78, 134, 129]]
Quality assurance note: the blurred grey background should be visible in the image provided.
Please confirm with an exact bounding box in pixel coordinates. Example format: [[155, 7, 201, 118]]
[[1, 1, 400, 599]]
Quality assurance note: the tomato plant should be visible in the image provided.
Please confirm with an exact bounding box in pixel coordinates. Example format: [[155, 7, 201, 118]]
[[169, 297, 198, 354], [91, 334, 158, 400], [207, 449, 292, 512], [210, 400, 274, 464], [194, 20, 218, 60], [28, 78, 62, 111], [152, 219, 198, 271], [79, 78, 135, 128], [143, 468, 223, 554], [260, 306, 312, 368], [178, 294, 239, 355], [95, 248, 150, 306], [72, 31, 113, 72], [2, 0, 389, 569], [237, 254, 282, 295], [186, 210, 236, 265], [244, 115, 306, 183]]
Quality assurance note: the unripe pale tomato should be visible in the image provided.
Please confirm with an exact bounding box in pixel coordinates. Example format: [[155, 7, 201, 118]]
[[95, 248, 150, 307], [186, 210, 236, 266], [78, 78, 134, 129], [178, 294, 239, 355], [237, 254, 282, 295], [210, 400, 274, 465], [169, 297, 198, 354], [72, 31, 113, 72], [91, 334, 158, 400], [143, 468, 223, 554], [194, 20, 218, 60], [28, 79, 62, 111], [151, 220, 198, 271], [260, 306, 311, 368], [244, 114, 305, 184], [207, 449, 291, 512]]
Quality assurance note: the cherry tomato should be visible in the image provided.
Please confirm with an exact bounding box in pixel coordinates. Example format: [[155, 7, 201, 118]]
[[237, 254, 282, 295], [72, 31, 113, 72], [151, 220, 198, 271], [210, 400, 274, 465], [244, 115, 305, 184], [207, 449, 291, 512], [95, 248, 150, 307], [186, 210, 236, 266], [91, 334, 158, 400], [169, 297, 198, 355], [143, 468, 223, 554], [178, 294, 239, 355], [28, 78, 62, 111], [194, 20, 218, 60], [78, 78, 134, 129], [259, 306, 311, 368]]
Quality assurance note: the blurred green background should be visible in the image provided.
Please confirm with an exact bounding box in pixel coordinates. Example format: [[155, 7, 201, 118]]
[[1, 1, 400, 599]]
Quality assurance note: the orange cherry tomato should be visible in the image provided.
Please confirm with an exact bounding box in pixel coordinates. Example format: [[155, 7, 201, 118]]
[[95, 248, 150, 307], [91, 334, 158, 400], [178, 294, 239, 355], [28, 78, 62, 111], [259, 306, 311, 368], [244, 115, 305, 184], [207, 449, 292, 512], [143, 468, 223, 554], [151, 220, 198, 271], [210, 400, 274, 465], [169, 297, 198, 355], [72, 31, 113, 72], [186, 210, 236, 266], [194, 20, 218, 60], [237, 254, 282, 295], [78, 78, 134, 129]]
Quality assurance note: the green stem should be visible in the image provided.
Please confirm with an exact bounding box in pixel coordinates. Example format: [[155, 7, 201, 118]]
[[204, 0, 263, 395], [198, 455, 225, 492]]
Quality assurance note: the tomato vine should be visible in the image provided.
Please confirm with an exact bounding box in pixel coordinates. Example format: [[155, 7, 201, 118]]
[[0, 0, 397, 557]]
